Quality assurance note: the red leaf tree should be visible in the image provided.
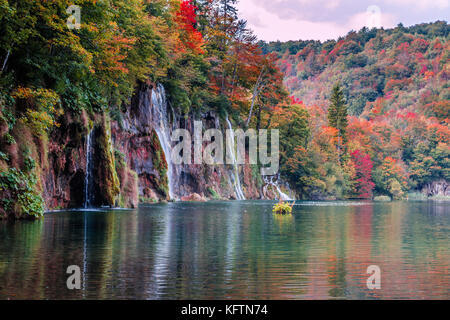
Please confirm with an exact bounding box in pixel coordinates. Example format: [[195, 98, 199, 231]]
[[351, 149, 375, 199], [175, 0, 204, 54]]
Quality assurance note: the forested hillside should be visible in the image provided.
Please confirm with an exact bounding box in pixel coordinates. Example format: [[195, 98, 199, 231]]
[[0, 0, 448, 219], [261, 22, 449, 200], [0, 0, 292, 219]]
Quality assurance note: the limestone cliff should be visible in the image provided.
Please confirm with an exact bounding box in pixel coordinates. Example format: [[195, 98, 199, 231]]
[[1, 82, 291, 219]]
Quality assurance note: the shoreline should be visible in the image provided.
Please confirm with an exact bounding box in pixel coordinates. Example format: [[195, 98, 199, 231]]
[[41, 197, 450, 214]]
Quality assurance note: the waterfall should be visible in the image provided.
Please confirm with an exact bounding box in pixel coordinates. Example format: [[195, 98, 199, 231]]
[[226, 116, 246, 200], [264, 175, 293, 201], [84, 129, 94, 208], [151, 84, 176, 200], [275, 184, 292, 201]]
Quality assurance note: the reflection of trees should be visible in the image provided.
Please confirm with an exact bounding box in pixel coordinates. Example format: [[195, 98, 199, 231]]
[[0, 215, 89, 299], [302, 206, 350, 299], [390, 202, 449, 299], [1, 202, 448, 299], [345, 204, 376, 299], [0, 220, 44, 299]]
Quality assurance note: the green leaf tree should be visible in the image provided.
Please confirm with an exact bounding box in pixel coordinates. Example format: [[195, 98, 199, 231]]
[[328, 83, 348, 162]]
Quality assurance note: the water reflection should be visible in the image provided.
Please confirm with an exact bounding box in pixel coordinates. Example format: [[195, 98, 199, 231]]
[[0, 201, 448, 299]]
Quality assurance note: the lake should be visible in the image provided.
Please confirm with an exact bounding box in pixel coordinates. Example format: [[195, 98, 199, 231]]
[[0, 201, 449, 300]]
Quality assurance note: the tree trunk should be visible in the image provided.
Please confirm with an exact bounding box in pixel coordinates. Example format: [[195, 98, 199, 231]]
[[256, 105, 261, 131], [229, 61, 238, 95], [1, 50, 10, 72], [246, 66, 265, 127]]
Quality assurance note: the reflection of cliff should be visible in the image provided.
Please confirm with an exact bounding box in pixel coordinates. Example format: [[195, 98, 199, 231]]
[[1, 202, 448, 299], [83, 213, 116, 298]]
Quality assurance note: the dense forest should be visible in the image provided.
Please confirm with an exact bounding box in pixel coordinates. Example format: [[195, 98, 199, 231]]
[[0, 1, 449, 219], [262, 22, 449, 201], [0, 0, 290, 218]]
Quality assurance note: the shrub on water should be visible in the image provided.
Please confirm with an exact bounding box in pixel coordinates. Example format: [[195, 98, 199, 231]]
[[272, 200, 294, 215]]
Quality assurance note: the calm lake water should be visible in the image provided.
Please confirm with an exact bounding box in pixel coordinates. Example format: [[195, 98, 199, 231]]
[[0, 201, 449, 300]]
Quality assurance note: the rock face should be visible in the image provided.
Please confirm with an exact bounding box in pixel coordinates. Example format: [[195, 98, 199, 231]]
[[43, 112, 90, 209], [43, 112, 124, 209], [181, 193, 207, 202], [111, 83, 170, 204], [36, 82, 286, 211], [421, 180, 449, 197], [112, 82, 266, 203]]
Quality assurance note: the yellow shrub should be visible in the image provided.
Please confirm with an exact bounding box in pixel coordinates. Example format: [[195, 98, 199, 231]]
[[272, 201, 294, 215]]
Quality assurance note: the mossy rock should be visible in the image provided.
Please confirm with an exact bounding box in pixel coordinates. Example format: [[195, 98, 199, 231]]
[[92, 115, 120, 206], [207, 187, 221, 200]]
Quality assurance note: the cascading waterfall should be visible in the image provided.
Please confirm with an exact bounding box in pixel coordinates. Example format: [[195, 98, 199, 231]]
[[225, 116, 246, 200], [264, 175, 293, 201], [84, 129, 94, 208], [148, 84, 257, 201], [151, 84, 176, 200], [275, 184, 292, 201]]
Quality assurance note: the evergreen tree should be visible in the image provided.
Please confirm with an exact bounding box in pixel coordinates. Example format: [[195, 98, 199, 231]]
[[216, 0, 238, 36], [328, 83, 348, 162]]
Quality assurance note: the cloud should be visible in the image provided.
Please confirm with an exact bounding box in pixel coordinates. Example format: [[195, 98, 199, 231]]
[[240, 0, 371, 23], [383, 0, 449, 10], [237, 1, 396, 42], [347, 9, 396, 31], [237, 0, 448, 41], [240, 0, 449, 22]]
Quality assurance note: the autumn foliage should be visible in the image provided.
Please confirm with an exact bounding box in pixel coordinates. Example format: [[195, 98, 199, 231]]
[[262, 22, 449, 199], [0, 1, 448, 206], [351, 150, 375, 199], [175, 0, 205, 54]]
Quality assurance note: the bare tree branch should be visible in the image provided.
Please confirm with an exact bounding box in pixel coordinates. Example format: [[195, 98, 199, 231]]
[[246, 66, 266, 127]]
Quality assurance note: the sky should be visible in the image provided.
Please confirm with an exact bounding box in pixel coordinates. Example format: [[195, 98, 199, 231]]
[[236, 0, 450, 42]]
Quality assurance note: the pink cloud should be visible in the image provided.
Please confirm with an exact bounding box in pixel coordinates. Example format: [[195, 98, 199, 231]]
[[236, 0, 446, 41]]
